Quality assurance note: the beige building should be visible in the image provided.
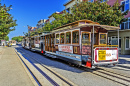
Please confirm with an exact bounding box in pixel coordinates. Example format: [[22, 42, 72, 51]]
[[64, 0, 84, 13]]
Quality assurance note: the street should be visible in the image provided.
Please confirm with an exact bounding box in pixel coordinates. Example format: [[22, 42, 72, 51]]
[[14, 45, 130, 86]]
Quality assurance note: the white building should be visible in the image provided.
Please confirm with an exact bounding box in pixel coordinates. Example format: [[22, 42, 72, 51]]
[[37, 19, 46, 29]]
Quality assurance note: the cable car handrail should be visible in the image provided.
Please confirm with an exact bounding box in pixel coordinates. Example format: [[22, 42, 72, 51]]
[[94, 45, 118, 47]]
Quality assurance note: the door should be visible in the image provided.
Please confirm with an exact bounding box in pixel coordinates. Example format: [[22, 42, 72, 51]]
[[81, 32, 91, 65]]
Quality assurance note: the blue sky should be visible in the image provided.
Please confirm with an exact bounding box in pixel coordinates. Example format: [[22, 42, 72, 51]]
[[1, 0, 68, 40]]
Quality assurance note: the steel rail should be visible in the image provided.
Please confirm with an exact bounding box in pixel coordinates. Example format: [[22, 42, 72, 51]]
[[15, 49, 41, 86], [16, 48, 59, 86], [18, 48, 74, 86], [80, 67, 130, 86]]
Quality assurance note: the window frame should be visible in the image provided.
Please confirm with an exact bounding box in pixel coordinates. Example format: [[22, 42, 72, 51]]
[[65, 31, 71, 44], [72, 30, 79, 44], [120, 17, 130, 30], [60, 33, 65, 44], [55, 33, 60, 44], [121, 0, 130, 13], [99, 33, 107, 45], [109, 36, 121, 50], [121, 1, 125, 13], [125, 37, 130, 50], [81, 31, 91, 45]]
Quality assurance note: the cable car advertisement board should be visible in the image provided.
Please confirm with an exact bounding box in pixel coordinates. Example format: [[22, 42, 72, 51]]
[[58, 45, 73, 53], [94, 47, 118, 64], [82, 45, 91, 55]]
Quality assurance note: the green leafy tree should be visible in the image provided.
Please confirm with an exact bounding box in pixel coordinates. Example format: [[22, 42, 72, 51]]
[[12, 36, 23, 42], [4, 36, 9, 41], [0, 4, 17, 40]]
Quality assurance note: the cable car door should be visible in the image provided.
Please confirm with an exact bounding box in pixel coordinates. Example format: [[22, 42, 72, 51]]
[[81, 32, 91, 65]]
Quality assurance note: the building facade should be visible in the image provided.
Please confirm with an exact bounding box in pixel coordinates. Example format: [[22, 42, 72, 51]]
[[36, 19, 46, 29]]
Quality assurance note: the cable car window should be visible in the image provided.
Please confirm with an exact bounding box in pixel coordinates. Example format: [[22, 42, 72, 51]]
[[66, 32, 71, 44], [99, 33, 107, 45], [60, 33, 64, 44], [48, 36, 50, 45], [51, 34, 54, 44], [82, 32, 90, 45], [56, 34, 59, 44], [72, 31, 79, 44], [46, 36, 48, 46]]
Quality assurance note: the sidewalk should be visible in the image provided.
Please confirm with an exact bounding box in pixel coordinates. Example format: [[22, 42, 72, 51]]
[[0, 47, 34, 86]]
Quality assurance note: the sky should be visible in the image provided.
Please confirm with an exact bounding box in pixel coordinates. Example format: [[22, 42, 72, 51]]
[[1, 0, 68, 40]]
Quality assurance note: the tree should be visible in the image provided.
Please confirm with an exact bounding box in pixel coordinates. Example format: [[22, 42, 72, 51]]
[[4, 36, 9, 41], [12, 36, 23, 42], [0, 4, 17, 40], [43, 0, 127, 31]]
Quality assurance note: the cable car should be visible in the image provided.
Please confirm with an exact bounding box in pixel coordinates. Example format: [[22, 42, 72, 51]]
[[23, 20, 119, 68]]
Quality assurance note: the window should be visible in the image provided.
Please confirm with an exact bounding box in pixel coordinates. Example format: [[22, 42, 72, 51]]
[[125, 37, 130, 50], [48, 36, 50, 45], [121, 0, 129, 13], [121, 1, 125, 12], [66, 32, 71, 44], [60, 33, 65, 44], [56, 34, 59, 44], [72, 30, 79, 44], [111, 37, 121, 48], [125, 22, 128, 29], [99, 33, 107, 45], [82, 32, 90, 45], [51, 34, 55, 44], [66, 8, 70, 13], [120, 17, 130, 30], [121, 22, 124, 29], [125, 0, 129, 11]]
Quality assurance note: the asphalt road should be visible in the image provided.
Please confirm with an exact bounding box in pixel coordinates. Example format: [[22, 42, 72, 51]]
[[15, 45, 130, 86]]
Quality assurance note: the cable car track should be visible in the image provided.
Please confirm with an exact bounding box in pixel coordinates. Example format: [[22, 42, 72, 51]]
[[16, 48, 76, 86], [18, 47, 130, 86], [80, 67, 130, 86]]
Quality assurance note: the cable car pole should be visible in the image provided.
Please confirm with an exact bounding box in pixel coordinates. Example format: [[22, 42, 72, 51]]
[[118, 29, 119, 56], [92, 25, 94, 67]]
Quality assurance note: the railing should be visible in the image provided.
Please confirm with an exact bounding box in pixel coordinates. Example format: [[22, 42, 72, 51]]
[[93, 45, 118, 48]]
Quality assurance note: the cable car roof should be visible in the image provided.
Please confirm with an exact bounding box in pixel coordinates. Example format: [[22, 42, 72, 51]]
[[78, 24, 120, 30], [52, 20, 120, 32]]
